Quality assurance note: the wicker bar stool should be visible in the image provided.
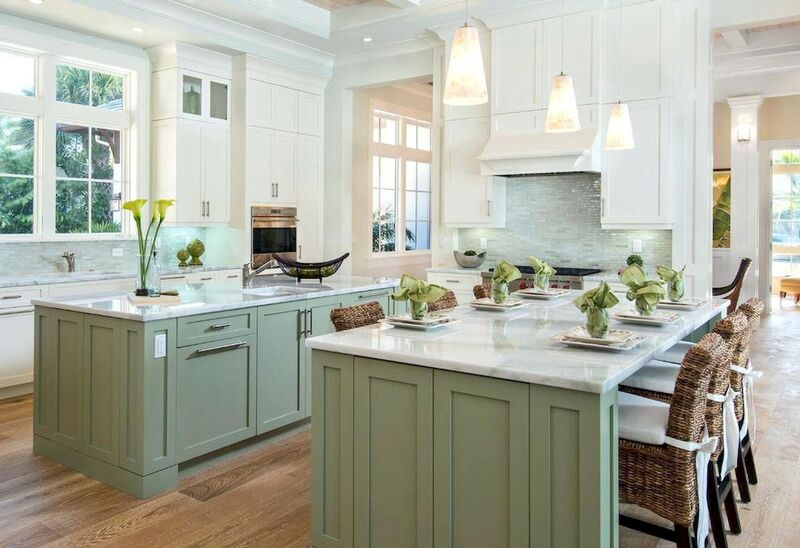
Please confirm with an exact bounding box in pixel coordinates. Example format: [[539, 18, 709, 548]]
[[330, 301, 385, 332], [619, 333, 724, 548], [473, 283, 492, 299], [730, 297, 765, 502], [620, 312, 749, 547], [427, 290, 458, 313]]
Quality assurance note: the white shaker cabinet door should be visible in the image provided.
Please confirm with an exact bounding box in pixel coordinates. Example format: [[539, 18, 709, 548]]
[[247, 127, 273, 204], [601, 99, 671, 227], [270, 85, 298, 133], [542, 11, 600, 107], [247, 79, 272, 128], [0, 312, 33, 389], [491, 21, 543, 115], [176, 118, 205, 223], [297, 134, 322, 203], [271, 130, 298, 204], [297, 91, 323, 136], [203, 124, 230, 223]]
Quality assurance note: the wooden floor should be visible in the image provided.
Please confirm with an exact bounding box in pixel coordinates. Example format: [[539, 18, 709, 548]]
[[0, 299, 796, 548]]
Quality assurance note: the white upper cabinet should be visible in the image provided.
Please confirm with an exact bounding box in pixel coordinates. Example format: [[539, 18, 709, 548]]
[[442, 117, 506, 227], [202, 124, 230, 223], [297, 92, 323, 136], [271, 130, 298, 204], [152, 69, 230, 124], [542, 10, 600, 107], [247, 126, 273, 204], [491, 21, 543, 115], [271, 85, 298, 133], [247, 79, 273, 128], [297, 135, 323, 261], [601, 0, 668, 102], [600, 98, 670, 227]]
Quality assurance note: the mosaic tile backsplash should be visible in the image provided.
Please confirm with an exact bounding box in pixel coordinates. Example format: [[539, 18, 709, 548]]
[[0, 227, 212, 276], [457, 174, 672, 272]]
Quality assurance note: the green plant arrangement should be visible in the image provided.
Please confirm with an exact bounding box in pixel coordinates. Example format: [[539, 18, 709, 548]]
[[527, 255, 556, 290], [176, 248, 190, 268], [656, 265, 686, 302], [122, 198, 175, 296], [619, 265, 666, 316], [391, 274, 447, 320], [626, 254, 644, 267], [491, 261, 521, 304], [574, 282, 619, 338], [463, 249, 478, 256], [186, 239, 205, 266]]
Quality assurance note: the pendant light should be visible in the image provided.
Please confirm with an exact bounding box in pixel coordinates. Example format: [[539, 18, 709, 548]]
[[605, 4, 635, 150], [443, 0, 488, 106], [545, 0, 580, 133]]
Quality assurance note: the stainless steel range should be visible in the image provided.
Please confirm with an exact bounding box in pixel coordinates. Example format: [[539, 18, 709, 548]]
[[481, 265, 602, 291]]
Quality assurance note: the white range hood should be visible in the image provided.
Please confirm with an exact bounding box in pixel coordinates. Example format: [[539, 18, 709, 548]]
[[478, 128, 600, 176]]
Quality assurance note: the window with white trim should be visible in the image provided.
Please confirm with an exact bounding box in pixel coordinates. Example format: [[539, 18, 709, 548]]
[[370, 108, 432, 254], [0, 48, 131, 238]]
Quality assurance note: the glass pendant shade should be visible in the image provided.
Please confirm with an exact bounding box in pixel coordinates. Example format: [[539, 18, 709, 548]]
[[605, 102, 635, 150], [545, 73, 581, 132], [443, 25, 488, 106]]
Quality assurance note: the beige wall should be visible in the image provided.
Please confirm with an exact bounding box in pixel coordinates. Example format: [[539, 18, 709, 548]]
[[713, 102, 731, 170], [351, 82, 433, 279]]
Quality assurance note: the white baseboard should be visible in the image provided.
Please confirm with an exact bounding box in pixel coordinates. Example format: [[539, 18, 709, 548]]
[[0, 382, 33, 401]]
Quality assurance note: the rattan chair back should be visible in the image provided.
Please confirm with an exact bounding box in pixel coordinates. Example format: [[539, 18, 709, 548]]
[[427, 290, 458, 313], [330, 301, 385, 332], [473, 283, 491, 299]]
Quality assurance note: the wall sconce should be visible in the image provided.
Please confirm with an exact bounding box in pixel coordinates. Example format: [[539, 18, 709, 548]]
[[736, 114, 752, 143]]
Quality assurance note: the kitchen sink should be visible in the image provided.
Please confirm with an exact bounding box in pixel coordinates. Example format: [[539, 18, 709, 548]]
[[242, 285, 324, 297]]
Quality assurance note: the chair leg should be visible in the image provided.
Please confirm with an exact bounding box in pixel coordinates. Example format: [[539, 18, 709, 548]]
[[735, 442, 752, 503], [675, 524, 694, 548], [707, 462, 729, 548], [742, 434, 758, 485], [723, 484, 742, 535]]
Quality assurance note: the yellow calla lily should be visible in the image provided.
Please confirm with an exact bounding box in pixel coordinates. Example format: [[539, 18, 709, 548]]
[[122, 199, 148, 220], [153, 199, 176, 220]]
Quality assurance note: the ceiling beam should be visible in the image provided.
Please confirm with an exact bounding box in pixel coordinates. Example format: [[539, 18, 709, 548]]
[[721, 29, 749, 49], [384, 0, 421, 7]]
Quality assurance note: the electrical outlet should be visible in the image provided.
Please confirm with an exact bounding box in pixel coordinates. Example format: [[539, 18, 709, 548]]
[[112, 247, 124, 257], [631, 239, 643, 253], [480, 237, 488, 249], [154, 333, 167, 359]]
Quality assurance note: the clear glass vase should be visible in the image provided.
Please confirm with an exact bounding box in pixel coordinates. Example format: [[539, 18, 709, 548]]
[[491, 280, 509, 304], [667, 281, 685, 302], [634, 299, 656, 317], [535, 273, 552, 290], [410, 300, 428, 320], [147, 251, 162, 297], [585, 308, 609, 338], [135, 253, 150, 296]]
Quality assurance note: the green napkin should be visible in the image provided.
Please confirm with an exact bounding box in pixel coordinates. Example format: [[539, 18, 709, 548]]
[[527, 256, 556, 277], [574, 282, 619, 338], [656, 265, 686, 302], [574, 281, 619, 313], [492, 261, 522, 284], [619, 265, 666, 315], [392, 274, 448, 304]]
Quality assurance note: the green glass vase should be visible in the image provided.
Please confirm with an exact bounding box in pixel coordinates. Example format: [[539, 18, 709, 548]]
[[585, 308, 610, 338], [410, 301, 428, 320], [491, 280, 509, 304]]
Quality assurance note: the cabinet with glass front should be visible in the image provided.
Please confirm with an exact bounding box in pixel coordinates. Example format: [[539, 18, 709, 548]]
[[152, 68, 230, 124]]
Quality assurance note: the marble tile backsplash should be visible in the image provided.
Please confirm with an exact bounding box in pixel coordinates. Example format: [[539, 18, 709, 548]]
[[0, 227, 209, 276], [457, 174, 672, 272]]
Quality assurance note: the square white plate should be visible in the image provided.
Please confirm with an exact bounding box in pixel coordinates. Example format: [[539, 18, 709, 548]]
[[657, 298, 705, 310], [559, 326, 639, 345], [612, 310, 681, 326], [470, 298, 528, 311], [516, 288, 570, 300], [552, 327, 645, 351], [384, 313, 452, 326], [379, 317, 461, 331]]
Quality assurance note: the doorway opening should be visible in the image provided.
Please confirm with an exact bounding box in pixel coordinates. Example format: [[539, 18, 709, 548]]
[[770, 148, 800, 304]]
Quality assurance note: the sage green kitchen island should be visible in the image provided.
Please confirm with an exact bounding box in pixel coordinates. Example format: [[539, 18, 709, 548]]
[[31, 275, 398, 498], [306, 296, 727, 548]]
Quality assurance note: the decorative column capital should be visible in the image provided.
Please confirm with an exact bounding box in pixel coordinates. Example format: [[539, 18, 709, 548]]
[[726, 94, 763, 110]]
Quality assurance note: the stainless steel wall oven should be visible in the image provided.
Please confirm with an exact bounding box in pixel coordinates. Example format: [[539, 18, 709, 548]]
[[251, 206, 297, 268]]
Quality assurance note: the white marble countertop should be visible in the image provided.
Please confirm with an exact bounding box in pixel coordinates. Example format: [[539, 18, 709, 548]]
[[426, 266, 486, 275], [0, 264, 242, 289], [32, 275, 397, 321], [306, 293, 728, 394]]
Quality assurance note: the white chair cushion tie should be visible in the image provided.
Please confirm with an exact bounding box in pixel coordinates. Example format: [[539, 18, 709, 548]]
[[731, 359, 763, 442]]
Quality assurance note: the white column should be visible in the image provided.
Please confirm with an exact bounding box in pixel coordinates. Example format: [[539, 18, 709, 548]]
[[720, 95, 763, 300]]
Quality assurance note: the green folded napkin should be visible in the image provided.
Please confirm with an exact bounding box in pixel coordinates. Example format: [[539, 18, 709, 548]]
[[391, 274, 448, 304], [574, 281, 619, 313], [619, 265, 666, 315], [656, 265, 686, 302], [527, 256, 556, 277], [492, 261, 522, 284]]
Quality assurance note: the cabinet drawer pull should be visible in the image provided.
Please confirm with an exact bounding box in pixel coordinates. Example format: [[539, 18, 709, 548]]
[[208, 322, 231, 331], [193, 341, 248, 356], [226, 274, 239, 279], [444, 279, 462, 284], [200, 277, 214, 281], [163, 276, 185, 281], [358, 292, 388, 299], [1, 295, 22, 300]]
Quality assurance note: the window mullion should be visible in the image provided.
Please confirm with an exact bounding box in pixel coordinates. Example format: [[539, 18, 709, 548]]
[[40, 54, 57, 236]]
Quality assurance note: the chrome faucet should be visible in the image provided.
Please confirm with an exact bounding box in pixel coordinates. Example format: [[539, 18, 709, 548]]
[[62, 251, 76, 273], [242, 260, 277, 288]]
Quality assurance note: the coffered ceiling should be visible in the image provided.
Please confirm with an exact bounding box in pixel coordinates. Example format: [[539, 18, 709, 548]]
[[304, 0, 373, 10]]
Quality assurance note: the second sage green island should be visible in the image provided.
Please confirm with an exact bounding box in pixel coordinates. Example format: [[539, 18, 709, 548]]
[[306, 295, 726, 548]]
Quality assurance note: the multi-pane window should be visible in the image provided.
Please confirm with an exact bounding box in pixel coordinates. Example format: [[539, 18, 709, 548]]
[[370, 109, 432, 254], [772, 150, 800, 245], [0, 115, 35, 234], [55, 124, 122, 233], [0, 49, 130, 239]]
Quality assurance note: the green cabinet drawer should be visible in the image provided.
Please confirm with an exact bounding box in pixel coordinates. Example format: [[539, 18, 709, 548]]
[[176, 334, 257, 462], [348, 287, 394, 316], [176, 309, 256, 348]]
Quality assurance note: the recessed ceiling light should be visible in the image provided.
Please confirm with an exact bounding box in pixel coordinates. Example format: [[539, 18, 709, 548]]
[[131, 27, 144, 33], [362, 37, 373, 43], [28, 0, 44, 4]]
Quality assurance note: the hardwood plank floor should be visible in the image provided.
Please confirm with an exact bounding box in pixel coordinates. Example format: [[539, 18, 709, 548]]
[[0, 298, 795, 547]]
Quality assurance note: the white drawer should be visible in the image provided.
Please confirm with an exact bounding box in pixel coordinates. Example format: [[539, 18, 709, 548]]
[[217, 270, 242, 284], [427, 272, 483, 289], [186, 272, 217, 284], [0, 287, 43, 310]]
